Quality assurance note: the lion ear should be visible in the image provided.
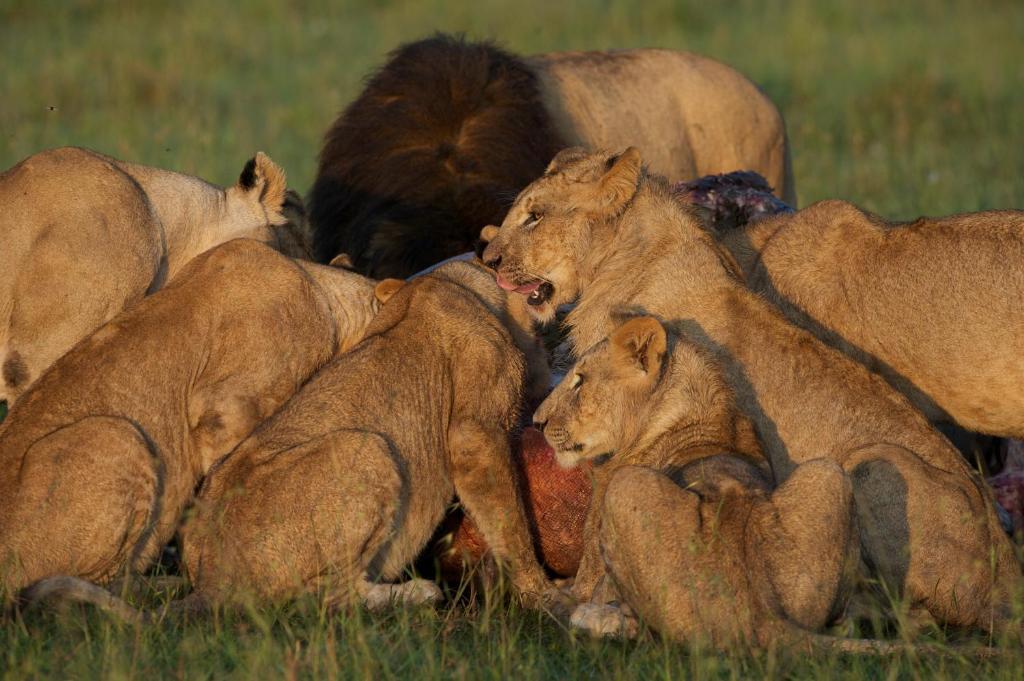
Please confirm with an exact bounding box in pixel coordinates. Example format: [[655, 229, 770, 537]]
[[596, 147, 642, 214], [545, 147, 590, 175], [479, 225, 500, 242], [610, 315, 666, 377], [237, 152, 288, 226], [475, 225, 501, 260], [373, 278, 406, 305], [329, 253, 356, 270]]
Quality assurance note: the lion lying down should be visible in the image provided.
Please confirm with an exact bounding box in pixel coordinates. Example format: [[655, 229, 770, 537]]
[[536, 315, 858, 647], [0, 147, 307, 407], [179, 261, 560, 611], [715, 199, 1024, 439], [0, 240, 380, 599], [481, 147, 1021, 636]]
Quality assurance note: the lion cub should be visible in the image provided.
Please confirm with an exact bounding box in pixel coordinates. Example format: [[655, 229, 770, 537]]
[[716, 200, 1024, 438], [181, 261, 558, 610], [0, 147, 308, 407], [534, 315, 858, 644], [481, 147, 1021, 635], [0, 240, 380, 598]]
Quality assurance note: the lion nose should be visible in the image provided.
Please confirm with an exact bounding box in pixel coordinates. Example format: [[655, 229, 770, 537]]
[[532, 417, 548, 433]]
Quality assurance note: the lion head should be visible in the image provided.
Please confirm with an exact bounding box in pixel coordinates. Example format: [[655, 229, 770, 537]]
[[533, 315, 665, 468], [479, 147, 644, 323]]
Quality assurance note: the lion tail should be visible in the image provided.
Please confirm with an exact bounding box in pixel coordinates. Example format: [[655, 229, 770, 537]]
[[18, 575, 149, 624], [806, 632, 1003, 661]]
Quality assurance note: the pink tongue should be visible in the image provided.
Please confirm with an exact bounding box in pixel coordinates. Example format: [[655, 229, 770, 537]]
[[496, 274, 541, 294]]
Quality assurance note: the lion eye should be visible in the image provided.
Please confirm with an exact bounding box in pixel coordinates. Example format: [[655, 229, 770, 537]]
[[571, 373, 585, 391], [524, 211, 542, 228]]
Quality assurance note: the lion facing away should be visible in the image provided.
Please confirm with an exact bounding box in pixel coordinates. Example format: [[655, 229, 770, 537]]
[[480, 148, 1020, 636], [0, 240, 380, 598], [716, 199, 1024, 439], [0, 146, 308, 408], [308, 33, 791, 277], [179, 261, 561, 612], [535, 315, 857, 647]]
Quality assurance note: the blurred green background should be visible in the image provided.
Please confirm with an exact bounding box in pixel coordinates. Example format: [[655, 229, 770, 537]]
[[2, 0, 1022, 217]]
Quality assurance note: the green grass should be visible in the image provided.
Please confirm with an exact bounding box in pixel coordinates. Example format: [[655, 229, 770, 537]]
[[4, 582, 1024, 681], [3, 0, 1024, 677], [2, 0, 1022, 215]]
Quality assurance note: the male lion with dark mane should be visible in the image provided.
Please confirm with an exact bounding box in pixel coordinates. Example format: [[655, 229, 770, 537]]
[[309, 33, 792, 278]]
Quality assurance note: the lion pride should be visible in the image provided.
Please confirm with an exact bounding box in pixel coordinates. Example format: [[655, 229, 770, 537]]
[[481, 147, 1020, 636], [0, 240, 379, 599]]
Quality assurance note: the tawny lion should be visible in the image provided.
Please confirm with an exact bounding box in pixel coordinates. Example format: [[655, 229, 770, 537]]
[[0, 147, 308, 407], [715, 199, 1024, 438]]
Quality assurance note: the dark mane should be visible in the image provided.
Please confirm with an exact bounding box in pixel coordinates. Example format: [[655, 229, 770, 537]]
[[308, 33, 564, 278]]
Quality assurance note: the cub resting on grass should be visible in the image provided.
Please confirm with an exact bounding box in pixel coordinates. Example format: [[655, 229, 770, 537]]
[[715, 200, 1024, 438], [0, 146, 307, 407], [481, 148, 1021, 636], [179, 261, 559, 611], [1, 240, 380, 600], [534, 314, 858, 646]]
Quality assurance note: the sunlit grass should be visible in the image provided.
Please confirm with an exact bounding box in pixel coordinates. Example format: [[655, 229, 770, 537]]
[[4, 579, 1024, 680]]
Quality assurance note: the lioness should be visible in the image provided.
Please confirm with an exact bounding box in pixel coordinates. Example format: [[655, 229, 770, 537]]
[[180, 261, 560, 611], [715, 199, 1024, 438], [534, 315, 857, 645], [481, 148, 1021, 634], [0, 240, 380, 598], [0, 146, 307, 407]]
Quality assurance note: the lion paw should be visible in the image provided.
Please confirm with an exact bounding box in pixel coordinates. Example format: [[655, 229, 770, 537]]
[[362, 579, 443, 611], [519, 586, 576, 620], [570, 603, 639, 639]]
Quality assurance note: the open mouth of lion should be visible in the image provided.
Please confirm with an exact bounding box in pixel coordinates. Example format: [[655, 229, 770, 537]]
[[496, 274, 554, 307]]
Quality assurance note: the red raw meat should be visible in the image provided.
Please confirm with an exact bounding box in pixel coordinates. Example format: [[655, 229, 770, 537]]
[[436, 427, 592, 579]]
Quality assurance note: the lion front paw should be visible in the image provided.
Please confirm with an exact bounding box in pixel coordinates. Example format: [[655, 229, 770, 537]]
[[518, 585, 576, 620], [570, 602, 639, 639], [362, 578, 444, 611]]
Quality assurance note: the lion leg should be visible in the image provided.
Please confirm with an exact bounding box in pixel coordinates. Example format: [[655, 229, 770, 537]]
[[570, 601, 640, 640], [751, 458, 859, 630], [570, 466, 613, 603], [355, 577, 444, 612], [1, 417, 162, 597], [597, 465, 754, 647], [840, 443, 1020, 633], [446, 418, 559, 610]]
